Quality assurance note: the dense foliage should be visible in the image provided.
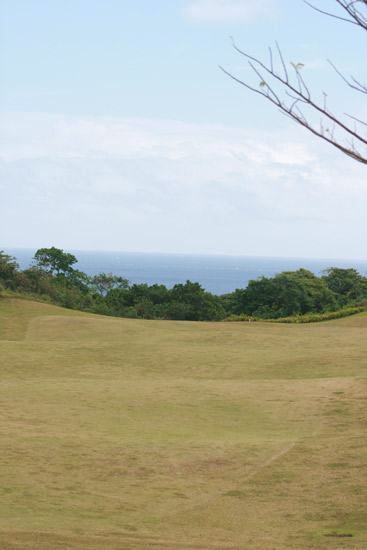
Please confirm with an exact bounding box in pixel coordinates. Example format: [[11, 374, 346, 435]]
[[1, 248, 367, 322], [222, 268, 367, 319]]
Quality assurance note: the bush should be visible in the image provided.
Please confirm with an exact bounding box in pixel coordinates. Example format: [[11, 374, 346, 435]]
[[262, 306, 367, 324], [223, 306, 367, 324]]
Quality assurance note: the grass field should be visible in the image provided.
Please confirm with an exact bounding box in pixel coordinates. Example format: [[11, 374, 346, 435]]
[[0, 297, 366, 549]]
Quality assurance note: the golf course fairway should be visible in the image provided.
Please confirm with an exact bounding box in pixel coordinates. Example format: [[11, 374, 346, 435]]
[[0, 298, 366, 549]]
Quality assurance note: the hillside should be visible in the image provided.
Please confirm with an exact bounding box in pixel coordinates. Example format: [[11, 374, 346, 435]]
[[0, 298, 366, 549]]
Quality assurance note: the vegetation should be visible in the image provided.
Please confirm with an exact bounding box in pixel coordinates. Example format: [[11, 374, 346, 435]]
[[1, 248, 367, 323], [225, 305, 367, 323], [0, 297, 366, 548], [0, 251, 19, 293], [223, 268, 367, 320], [33, 246, 78, 276]]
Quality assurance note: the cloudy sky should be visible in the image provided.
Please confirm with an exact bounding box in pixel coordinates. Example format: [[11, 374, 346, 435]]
[[1, 0, 367, 259]]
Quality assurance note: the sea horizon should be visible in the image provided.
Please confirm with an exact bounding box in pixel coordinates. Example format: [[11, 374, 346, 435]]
[[3, 247, 367, 296]]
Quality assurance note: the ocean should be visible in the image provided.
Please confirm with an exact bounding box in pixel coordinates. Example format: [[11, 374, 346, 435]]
[[3, 247, 367, 296]]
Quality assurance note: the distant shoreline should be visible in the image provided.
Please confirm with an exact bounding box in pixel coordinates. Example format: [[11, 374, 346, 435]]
[[3, 247, 367, 296]]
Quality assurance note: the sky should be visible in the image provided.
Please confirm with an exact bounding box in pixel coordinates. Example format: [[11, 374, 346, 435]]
[[1, 0, 367, 259]]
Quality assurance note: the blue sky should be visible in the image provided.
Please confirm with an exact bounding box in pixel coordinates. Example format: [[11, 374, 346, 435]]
[[1, 0, 367, 258]]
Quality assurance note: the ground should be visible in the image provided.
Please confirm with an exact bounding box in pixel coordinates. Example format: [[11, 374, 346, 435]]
[[0, 298, 366, 549]]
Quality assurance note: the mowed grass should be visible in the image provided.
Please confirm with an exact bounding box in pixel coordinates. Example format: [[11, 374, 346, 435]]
[[0, 298, 366, 549]]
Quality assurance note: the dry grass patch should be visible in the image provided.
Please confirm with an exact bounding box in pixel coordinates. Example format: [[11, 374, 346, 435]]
[[0, 298, 366, 549]]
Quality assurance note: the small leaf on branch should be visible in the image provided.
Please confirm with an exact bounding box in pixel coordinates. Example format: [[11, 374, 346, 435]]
[[290, 62, 305, 70]]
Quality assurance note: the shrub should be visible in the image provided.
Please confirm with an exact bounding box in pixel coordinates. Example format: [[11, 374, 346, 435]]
[[263, 306, 367, 324]]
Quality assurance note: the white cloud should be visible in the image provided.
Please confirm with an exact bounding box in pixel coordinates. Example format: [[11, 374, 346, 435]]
[[183, 0, 277, 24], [1, 112, 367, 257]]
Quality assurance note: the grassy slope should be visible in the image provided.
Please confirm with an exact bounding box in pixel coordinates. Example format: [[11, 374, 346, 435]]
[[0, 298, 366, 549]]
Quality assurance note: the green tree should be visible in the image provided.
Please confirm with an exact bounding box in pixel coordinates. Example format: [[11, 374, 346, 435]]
[[135, 298, 156, 319], [169, 280, 225, 321], [283, 269, 337, 312], [0, 251, 19, 292], [27, 248, 92, 310], [231, 277, 276, 318], [19, 267, 51, 294], [90, 272, 130, 295], [105, 287, 132, 313], [104, 283, 172, 319], [231, 269, 338, 319], [322, 267, 367, 305], [33, 247, 78, 276]]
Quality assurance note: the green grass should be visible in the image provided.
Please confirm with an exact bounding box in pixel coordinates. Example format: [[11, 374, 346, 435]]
[[0, 297, 366, 549]]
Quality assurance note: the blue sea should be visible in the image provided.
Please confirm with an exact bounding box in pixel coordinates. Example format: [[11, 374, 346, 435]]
[[3, 247, 367, 295]]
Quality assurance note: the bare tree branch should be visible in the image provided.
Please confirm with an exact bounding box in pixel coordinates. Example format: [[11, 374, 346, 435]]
[[328, 59, 367, 93], [304, 0, 367, 30], [221, 0, 367, 164]]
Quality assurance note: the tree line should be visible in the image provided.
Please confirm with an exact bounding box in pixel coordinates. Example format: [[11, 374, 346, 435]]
[[1, 247, 367, 322]]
